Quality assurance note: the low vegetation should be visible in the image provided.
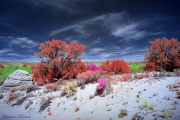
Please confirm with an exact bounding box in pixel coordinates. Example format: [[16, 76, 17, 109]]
[[0, 65, 32, 85]]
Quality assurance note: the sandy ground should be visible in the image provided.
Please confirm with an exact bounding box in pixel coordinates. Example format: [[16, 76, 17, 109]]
[[0, 76, 180, 120]]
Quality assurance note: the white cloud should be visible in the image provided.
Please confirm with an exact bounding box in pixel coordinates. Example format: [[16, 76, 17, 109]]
[[29, 0, 96, 14], [90, 48, 105, 54], [92, 38, 101, 44], [18, 55, 41, 62], [9, 37, 39, 48], [120, 54, 145, 61], [0, 49, 11, 55], [49, 12, 125, 36], [6, 53, 24, 57]]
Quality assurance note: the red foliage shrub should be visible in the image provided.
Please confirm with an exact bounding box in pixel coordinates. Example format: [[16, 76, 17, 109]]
[[176, 91, 180, 95], [48, 112, 51, 115], [166, 84, 171, 89], [122, 74, 131, 81], [77, 70, 102, 83], [144, 37, 180, 72], [45, 84, 57, 89], [145, 74, 150, 77], [137, 73, 146, 79], [143, 62, 158, 71], [6, 93, 18, 103], [102, 59, 131, 74], [32, 40, 86, 85]]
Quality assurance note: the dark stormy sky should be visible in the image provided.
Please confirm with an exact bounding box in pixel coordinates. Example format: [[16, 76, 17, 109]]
[[0, 0, 180, 62]]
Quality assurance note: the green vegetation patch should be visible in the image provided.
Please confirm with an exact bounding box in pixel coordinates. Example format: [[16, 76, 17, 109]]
[[130, 63, 146, 72]]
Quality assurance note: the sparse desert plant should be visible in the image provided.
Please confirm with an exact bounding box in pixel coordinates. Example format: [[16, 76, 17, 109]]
[[122, 74, 131, 81], [77, 70, 102, 84], [32, 40, 86, 85], [176, 90, 180, 95], [0, 93, 3, 99], [144, 37, 180, 72], [107, 107, 112, 111], [0, 64, 4, 68], [150, 104, 154, 110], [39, 98, 52, 112], [161, 113, 168, 118], [102, 59, 131, 74], [75, 107, 79, 112], [6, 93, 18, 104], [22, 64, 28, 68], [138, 73, 145, 79], [143, 99, 149, 107], [145, 74, 149, 77], [118, 109, 128, 118], [62, 81, 77, 97], [20, 85, 27, 91], [45, 84, 57, 90]]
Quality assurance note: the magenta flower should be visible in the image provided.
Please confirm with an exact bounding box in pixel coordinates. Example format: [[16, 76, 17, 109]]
[[97, 78, 106, 89], [87, 64, 102, 71]]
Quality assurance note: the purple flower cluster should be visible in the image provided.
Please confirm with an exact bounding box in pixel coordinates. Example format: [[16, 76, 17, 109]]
[[87, 64, 102, 71], [97, 78, 106, 89]]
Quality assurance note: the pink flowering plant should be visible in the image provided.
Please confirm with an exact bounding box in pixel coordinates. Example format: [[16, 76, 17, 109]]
[[87, 64, 102, 71], [97, 78, 106, 89]]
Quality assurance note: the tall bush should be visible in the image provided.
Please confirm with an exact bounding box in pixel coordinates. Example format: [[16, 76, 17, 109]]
[[102, 59, 131, 74], [144, 37, 180, 71], [32, 39, 86, 85]]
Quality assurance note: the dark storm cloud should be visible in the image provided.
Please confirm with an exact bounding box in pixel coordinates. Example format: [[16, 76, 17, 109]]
[[0, 0, 179, 62]]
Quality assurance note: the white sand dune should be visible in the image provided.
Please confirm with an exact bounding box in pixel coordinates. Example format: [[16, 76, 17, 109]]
[[0, 76, 180, 120]]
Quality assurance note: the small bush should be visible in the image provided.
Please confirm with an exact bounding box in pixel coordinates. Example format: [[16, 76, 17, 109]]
[[22, 64, 28, 68], [130, 64, 139, 72], [61, 81, 77, 97], [143, 99, 149, 107], [45, 84, 57, 90], [76, 70, 102, 84], [0, 93, 3, 99], [143, 62, 158, 71], [137, 73, 146, 79], [122, 74, 131, 81], [161, 113, 168, 118], [118, 110, 128, 118], [130, 63, 146, 72], [87, 64, 102, 71], [0, 64, 4, 68], [102, 59, 131, 74], [6, 93, 18, 104]]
